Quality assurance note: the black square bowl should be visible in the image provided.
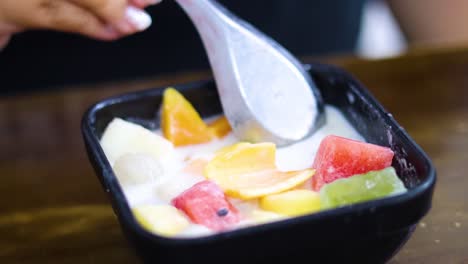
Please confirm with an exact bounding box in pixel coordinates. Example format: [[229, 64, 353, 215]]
[[81, 63, 436, 264]]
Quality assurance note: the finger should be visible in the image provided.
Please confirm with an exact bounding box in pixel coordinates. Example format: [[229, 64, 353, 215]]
[[0, 0, 151, 40], [71, 0, 153, 34], [115, 6, 152, 34], [70, 0, 160, 24], [69, 0, 127, 23], [0, 20, 22, 36], [0, 35, 11, 50], [33, 1, 123, 41]]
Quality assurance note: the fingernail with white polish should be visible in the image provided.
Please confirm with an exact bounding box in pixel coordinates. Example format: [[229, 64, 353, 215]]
[[125, 6, 152, 31]]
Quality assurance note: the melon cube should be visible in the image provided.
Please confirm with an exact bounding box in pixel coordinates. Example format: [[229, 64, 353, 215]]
[[320, 167, 407, 209]]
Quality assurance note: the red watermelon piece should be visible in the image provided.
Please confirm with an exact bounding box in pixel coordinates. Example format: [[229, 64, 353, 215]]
[[171, 180, 241, 231], [311, 135, 394, 191]]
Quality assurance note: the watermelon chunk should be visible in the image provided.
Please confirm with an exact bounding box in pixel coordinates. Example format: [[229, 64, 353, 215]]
[[311, 135, 394, 191], [171, 180, 241, 231]]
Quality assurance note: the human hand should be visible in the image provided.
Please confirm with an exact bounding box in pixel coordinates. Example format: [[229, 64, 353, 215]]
[[0, 0, 161, 50]]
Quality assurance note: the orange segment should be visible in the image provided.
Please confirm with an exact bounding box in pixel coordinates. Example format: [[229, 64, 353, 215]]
[[224, 169, 315, 199], [208, 116, 232, 138], [205, 142, 315, 200], [207, 142, 277, 176], [161, 88, 215, 146]]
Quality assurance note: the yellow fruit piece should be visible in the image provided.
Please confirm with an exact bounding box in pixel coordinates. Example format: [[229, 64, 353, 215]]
[[229, 170, 315, 199], [209, 142, 276, 174], [132, 205, 190, 236], [205, 142, 315, 199], [208, 116, 232, 138], [260, 189, 321, 217], [161, 88, 214, 146], [250, 209, 286, 224]]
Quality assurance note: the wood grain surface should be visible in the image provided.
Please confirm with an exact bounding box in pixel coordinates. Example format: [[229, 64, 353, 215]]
[[1, 47, 467, 263]]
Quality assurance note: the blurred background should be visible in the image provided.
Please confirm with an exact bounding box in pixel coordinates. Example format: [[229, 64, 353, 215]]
[[0, 0, 465, 96], [357, 0, 406, 58]]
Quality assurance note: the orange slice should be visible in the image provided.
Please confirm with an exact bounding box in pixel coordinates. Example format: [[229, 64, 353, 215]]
[[208, 116, 232, 138], [204, 142, 315, 200], [161, 88, 215, 146], [132, 205, 190, 236]]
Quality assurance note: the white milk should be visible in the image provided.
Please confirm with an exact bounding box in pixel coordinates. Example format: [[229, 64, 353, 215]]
[[121, 105, 364, 237]]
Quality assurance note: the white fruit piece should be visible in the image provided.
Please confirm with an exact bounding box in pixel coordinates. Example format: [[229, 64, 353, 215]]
[[113, 153, 165, 186], [132, 205, 190, 236], [100, 118, 174, 165]]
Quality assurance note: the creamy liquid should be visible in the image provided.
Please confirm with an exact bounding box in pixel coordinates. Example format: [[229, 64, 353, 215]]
[[122, 105, 364, 237]]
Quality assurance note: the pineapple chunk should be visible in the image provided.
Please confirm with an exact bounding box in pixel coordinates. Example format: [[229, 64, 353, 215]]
[[132, 205, 190, 236], [260, 189, 321, 217], [250, 209, 286, 224]]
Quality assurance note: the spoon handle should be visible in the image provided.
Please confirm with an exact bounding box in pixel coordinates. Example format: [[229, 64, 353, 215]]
[[175, 0, 324, 146]]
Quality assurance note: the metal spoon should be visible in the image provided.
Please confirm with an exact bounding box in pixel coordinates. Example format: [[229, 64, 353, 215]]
[[175, 0, 325, 147]]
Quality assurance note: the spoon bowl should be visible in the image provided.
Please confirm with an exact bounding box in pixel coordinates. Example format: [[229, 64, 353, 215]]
[[175, 0, 325, 146]]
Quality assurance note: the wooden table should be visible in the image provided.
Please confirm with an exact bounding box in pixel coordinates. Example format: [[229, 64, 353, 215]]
[[1, 46, 467, 263]]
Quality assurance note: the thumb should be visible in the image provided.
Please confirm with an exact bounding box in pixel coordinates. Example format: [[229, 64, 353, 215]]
[[0, 35, 11, 50]]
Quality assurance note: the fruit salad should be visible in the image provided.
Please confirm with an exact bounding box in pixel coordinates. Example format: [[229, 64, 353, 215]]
[[99, 87, 407, 238]]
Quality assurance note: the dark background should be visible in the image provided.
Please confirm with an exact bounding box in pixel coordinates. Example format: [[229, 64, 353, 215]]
[[0, 0, 365, 95]]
